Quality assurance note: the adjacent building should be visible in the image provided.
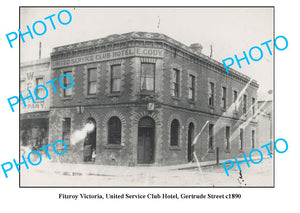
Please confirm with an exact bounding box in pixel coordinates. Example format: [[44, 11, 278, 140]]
[[20, 58, 51, 149], [46, 32, 259, 166]]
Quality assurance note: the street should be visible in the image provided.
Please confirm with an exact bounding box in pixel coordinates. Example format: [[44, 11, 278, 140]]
[[20, 158, 273, 187]]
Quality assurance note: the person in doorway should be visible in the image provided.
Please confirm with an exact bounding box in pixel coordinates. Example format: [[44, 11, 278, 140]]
[[92, 148, 96, 162]]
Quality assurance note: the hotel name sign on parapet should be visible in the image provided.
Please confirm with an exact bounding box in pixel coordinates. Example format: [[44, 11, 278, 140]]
[[52, 47, 164, 69]]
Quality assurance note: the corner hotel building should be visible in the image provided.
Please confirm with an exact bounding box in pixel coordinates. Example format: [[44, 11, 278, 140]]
[[47, 32, 259, 165]]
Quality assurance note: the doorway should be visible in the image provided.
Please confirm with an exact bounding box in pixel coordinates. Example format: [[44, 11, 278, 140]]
[[187, 122, 195, 162], [83, 118, 96, 162], [137, 117, 155, 164]]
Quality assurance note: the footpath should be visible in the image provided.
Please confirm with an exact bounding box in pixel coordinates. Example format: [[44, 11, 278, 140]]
[[26, 155, 269, 177]]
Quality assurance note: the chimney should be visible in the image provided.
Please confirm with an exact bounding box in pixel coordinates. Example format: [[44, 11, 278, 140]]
[[189, 43, 203, 55]]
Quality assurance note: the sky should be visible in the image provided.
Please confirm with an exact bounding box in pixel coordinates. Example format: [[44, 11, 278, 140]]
[[20, 7, 273, 100]]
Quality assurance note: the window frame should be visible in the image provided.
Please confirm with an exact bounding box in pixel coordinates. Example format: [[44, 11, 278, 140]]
[[225, 126, 230, 150], [243, 94, 247, 114], [140, 62, 155, 92], [87, 68, 97, 95], [208, 82, 215, 107], [188, 74, 195, 101], [208, 124, 214, 150], [170, 119, 180, 146], [62, 118, 71, 148], [222, 86, 227, 109], [171, 68, 180, 97], [110, 64, 121, 93], [107, 116, 122, 145], [63, 71, 72, 97]]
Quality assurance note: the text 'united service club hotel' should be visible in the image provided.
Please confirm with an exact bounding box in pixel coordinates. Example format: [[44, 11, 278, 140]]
[[20, 32, 259, 166]]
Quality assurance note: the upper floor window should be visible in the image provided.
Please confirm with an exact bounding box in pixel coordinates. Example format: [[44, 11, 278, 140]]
[[111, 65, 121, 93], [222, 87, 227, 109], [140, 63, 155, 91], [87, 68, 97, 95], [233, 90, 238, 111], [208, 82, 214, 107], [108, 116, 122, 144], [170, 119, 180, 146], [188, 74, 195, 100], [252, 97, 256, 115], [243, 94, 247, 114], [63, 71, 72, 97], [171, 68, 180, 97], [36, 77, 45, 98]]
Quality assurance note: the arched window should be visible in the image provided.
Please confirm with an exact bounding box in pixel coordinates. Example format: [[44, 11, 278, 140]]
[[108, 116, 122, 144], [170, 119, 180, 146]]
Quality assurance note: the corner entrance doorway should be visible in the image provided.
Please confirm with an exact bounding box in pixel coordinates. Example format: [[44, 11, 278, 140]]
[[137, 116, 155, 164]]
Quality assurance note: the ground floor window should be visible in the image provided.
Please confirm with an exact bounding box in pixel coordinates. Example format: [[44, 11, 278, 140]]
[[170, 119, 180, 146], [108, 116, 122, 144]]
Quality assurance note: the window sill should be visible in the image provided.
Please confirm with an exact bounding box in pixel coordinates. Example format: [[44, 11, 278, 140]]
[[171, 96, 181, 101], [224, 149, 230, 153], [239, 149, 244, 153], [169, 146, 181, 151], [208, 149, 215, 153], [138, 91, 157, 97], [61, 97, 72, 101], [188, 99, 195, 104], [104, 144, 124, 149], [108, 92, 121, 97], [208, 105, 215, 109], [85, 95, 97, 99]]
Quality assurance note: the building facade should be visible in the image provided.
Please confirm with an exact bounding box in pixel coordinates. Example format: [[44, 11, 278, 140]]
[[20, 58, 51, 149], [48, 32, 259, 166]]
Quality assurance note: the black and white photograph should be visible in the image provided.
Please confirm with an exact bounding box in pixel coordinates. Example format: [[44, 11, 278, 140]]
[[19, 7, 274, 187]]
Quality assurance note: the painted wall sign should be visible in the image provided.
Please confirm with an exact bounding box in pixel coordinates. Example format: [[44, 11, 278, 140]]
[[52, 47, 164, 69]]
